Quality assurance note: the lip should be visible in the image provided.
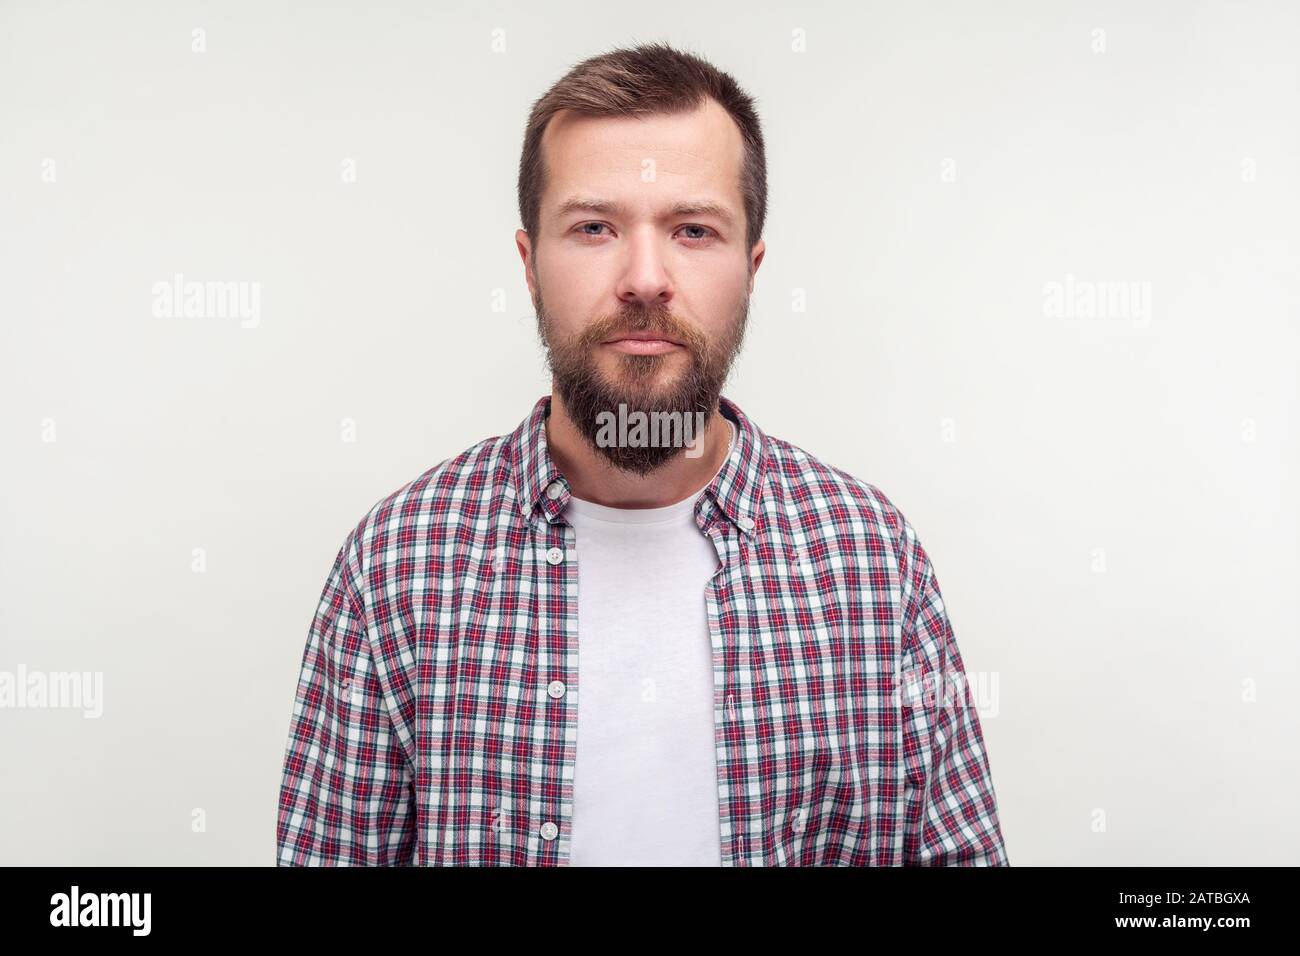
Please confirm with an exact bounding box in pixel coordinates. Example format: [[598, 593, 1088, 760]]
[[602, 331, 685, 346], [603, 336, 683, 356]]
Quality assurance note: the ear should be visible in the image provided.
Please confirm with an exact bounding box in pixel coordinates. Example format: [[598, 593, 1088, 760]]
[[747, 238, 766, 294], [516, 229, 536, 297]]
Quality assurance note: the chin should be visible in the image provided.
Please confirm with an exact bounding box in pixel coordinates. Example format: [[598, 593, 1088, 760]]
[[600, 359, 684, 387], [613, 374, 687, 401]]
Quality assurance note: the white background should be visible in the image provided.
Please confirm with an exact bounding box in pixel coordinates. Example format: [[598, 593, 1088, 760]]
[[1, 0, 1296, 865]]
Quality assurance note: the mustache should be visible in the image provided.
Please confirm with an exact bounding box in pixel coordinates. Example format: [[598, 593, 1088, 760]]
[[578, 308, 705, 352]]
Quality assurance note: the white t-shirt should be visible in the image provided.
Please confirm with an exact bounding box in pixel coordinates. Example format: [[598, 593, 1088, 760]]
[[565, 423, 733, 866]]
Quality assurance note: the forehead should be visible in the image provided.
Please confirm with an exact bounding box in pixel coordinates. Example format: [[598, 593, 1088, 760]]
[[539, 98, 745, 215]]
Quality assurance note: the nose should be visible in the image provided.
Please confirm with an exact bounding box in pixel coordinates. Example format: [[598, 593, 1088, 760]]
[[614, 229, 673, 308]]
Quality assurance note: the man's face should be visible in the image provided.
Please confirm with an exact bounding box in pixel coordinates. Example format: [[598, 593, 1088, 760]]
[[517, 97, 765, 475]]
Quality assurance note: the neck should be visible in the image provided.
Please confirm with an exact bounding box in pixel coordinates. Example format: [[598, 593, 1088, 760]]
[[544, 388, 732, 508]]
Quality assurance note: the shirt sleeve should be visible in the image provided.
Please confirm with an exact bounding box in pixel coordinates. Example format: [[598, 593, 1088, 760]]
[[898, 524, 1009, 866], [276, 537, 417, 866]]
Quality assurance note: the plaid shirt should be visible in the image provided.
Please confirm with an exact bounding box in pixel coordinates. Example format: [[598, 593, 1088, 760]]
[[277, 394, 1009, 866]]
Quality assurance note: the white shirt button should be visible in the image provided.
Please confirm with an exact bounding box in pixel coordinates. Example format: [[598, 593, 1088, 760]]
[[546, 481, 564, 500], [738, 516, 756, 532], [547, 680, 566, 699], [540, 821, 558, 841], [545, 546, 564, 565]]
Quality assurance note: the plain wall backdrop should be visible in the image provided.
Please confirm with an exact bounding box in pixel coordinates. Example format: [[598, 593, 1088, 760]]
[[1, 0, 1297, 865]]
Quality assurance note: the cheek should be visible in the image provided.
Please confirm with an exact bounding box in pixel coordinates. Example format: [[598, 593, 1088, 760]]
[[681, 270, 747, 327], [545, 245, 611, 294], [538, 262, 599, 335]]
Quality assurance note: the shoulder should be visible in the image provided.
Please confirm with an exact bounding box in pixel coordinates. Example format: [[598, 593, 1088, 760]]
[[760, 433, 932, 603], [331, 430, 516, 595], [761, 433, 909, 544]]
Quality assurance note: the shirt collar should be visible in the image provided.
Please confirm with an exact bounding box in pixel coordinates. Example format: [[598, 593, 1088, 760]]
[[509, 394, 770, 538]]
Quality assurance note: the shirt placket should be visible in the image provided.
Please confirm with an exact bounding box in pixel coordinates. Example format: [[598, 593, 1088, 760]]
[[700, 499, 749, 868], [529, 488, 579, 865]]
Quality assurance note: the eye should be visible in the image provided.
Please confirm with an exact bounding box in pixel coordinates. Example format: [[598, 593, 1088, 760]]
[[676, 224, 717, 244], [571, 222, 718, 244], [573, 222, 612, 239]]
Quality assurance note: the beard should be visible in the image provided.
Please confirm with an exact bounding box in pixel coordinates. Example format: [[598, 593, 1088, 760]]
[[534, 280, 749, 477]]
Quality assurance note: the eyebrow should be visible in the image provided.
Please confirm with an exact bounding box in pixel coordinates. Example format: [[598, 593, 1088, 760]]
[[553, 196, 737, 226]]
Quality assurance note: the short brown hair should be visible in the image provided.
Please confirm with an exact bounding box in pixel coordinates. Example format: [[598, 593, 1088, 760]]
[[517, 42, 767, 254]]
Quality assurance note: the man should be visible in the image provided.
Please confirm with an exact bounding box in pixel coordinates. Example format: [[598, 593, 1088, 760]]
[[276, 42, 1008, 866]]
